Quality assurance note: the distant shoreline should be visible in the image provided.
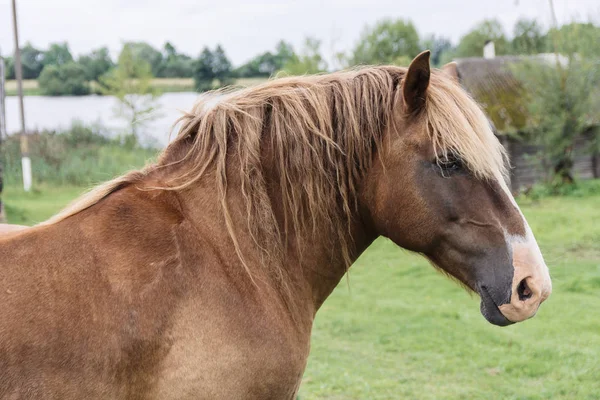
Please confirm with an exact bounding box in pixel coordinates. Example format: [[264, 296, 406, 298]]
[[4, 77, 267, 97]]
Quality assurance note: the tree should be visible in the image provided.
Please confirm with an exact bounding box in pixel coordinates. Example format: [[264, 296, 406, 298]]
[[123, 42, 164, 77], [281, 37, 327, 75], [351, 18, 421, 65], [161, 55, 194, 78], [164, 42, 178, 60], [274, 41, 295, 67], [212, 45, 233, 86], [78, 47, 114, 81], [235, 41, 296, 78], [101, 44, 159, 145], [456, 19, 509, 57], [38, 62, 90, 96], [194, 47, 216, 91], [235, 52, 277, 78], [422, 35, 453, 67], [3, 56, 15, 80], [511, 19, 547, 55], [19, 42, 44, 79], [550, 22, 600, 58], [42, 42, 73, 67], [193, 45, 233, 91], [161, 42, 194, 78], [513, 22, 600, 185]]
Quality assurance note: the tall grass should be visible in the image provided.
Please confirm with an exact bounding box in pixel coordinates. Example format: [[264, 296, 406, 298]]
[[0, 122, 158, 187]]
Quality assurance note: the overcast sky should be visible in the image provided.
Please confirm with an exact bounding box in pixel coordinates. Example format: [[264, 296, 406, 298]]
[[1, 0, 598, 66]]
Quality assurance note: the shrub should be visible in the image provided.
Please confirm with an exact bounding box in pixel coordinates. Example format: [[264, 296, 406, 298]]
[[38, 62, 90, 96]]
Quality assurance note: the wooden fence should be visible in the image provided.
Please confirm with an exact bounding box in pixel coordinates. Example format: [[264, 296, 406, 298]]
[[501, 134, 599, 193]]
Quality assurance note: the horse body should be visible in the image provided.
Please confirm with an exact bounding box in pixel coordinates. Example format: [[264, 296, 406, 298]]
[[1, 188, 180, 398], [0, 52, 551, 398], [0, 185, 318, 399]]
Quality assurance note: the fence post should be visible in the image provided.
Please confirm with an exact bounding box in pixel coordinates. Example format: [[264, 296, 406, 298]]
[[593, 152, 600, 179]]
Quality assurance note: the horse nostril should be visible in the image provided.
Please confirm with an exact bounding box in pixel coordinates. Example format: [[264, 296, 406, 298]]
[[517, 278, 532, 301]]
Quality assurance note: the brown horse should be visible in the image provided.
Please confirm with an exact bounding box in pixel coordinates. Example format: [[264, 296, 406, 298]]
[[0, 51, 551, 399]]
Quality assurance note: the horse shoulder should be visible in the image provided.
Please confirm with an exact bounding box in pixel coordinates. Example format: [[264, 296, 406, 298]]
[[149, 215, 310, 399], [0, 186, 308, 399], [0, 187, 189, 398]]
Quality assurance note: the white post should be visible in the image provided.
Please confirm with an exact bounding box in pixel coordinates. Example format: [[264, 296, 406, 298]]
[[11, 0, 32, 192], [483, 41, 496, 59], [21, 156, 31, 192]]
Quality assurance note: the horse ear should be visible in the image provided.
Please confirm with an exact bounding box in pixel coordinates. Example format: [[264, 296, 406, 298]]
[[442, 61, 459, 83], [403, 50, 431, 113]]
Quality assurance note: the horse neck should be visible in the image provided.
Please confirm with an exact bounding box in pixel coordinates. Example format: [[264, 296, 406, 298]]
[[166, 155, 377, 315]]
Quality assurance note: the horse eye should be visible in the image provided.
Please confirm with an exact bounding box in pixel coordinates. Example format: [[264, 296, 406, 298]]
[[437, 154, 463, 172]]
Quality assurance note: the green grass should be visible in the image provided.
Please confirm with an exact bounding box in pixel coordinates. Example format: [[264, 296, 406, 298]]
[[2, 184, 599, 399], [4, 185, 86, 225], [300, 193, 600, 400], [4, 79, 41, 96]]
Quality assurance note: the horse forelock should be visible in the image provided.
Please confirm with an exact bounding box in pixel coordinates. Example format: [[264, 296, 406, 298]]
[[425, 71, 509, 182]]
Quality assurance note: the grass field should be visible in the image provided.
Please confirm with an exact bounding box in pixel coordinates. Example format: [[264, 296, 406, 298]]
[[4, 79, 42, 96], [4, 77, 268, 96], [2, 184, 599, 399]]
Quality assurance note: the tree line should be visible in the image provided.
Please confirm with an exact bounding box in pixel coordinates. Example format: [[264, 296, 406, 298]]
[[2, 41, 192, 82], [3, 17, 598, 97], [1, 16, 598, 188]]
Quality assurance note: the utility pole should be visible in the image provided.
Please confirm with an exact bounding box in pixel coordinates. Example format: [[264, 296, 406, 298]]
[[0, 49, 6, 222], [11, 0, 32, 192], [547, 0, 563, 69], [0, 50, 6, 140]]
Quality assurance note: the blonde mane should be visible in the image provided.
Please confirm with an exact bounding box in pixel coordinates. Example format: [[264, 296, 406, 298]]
[[44, 66, 507, 276]]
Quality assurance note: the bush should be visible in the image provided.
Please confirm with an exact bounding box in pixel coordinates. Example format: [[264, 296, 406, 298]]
[[519, 179, 600, 201], [38, 62, 90, 96], [161, 57, 194, 78]]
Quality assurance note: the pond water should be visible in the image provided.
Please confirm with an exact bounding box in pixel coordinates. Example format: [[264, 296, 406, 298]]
[[4, 93, 204, 147]]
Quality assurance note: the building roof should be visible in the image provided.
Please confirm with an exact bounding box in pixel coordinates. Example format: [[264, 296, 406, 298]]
[[453, 53, 584, 135], [454, 56, 527, 135]]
